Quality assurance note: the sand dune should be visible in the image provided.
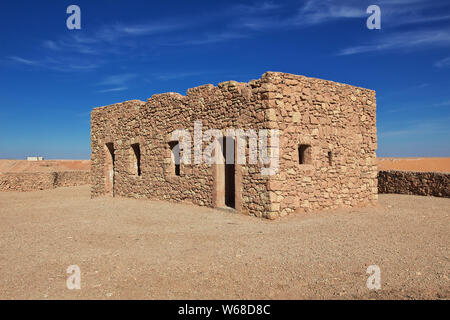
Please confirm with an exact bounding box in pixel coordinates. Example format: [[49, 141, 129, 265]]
[[377, 157, 450, 173], [1, 158, 449, 174], [0, 160, 90, 173]]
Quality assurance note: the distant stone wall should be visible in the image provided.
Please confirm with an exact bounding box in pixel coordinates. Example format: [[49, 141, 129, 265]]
[[378, 170, 450, 198], [0, 171, 90, 191], [54, 171, 91, 188]]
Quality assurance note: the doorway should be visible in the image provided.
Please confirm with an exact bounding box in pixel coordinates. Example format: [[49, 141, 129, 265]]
[[105, 142, 115, 196], [222, 136, 235, 208]]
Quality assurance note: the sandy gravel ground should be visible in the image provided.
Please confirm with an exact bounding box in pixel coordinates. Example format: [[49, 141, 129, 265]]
[[377, 157, 450, 173], [0, 186, 448, 300]]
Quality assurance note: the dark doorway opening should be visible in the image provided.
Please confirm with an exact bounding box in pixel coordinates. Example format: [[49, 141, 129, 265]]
[[105, 142, 115, 196], [168, 141, 181, 176], [106, 143, 115, 165], [131, 143, 141, 176], [222, 136, 235, 208]]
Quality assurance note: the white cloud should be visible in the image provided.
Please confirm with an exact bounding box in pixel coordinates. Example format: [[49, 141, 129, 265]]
[[9, 56, 40, 66], [292, 0, 365, 26], [96, 74, 137, 92], [155, 72, 206, 81], [230, 1, 280, 14], [98, 87, 128, 93], [392, 14, 450, 27], [98, 74, 137, 86], [8, 55, 99, 71], [434, 56, 450, 68], [42, 40, 61, 51], [379, 117, 450, 137], [179, 31, 249, 46], [284, 0, 450, 29], [433, 100, 450, 106], [338, 28, 450, 55], [94, 22, 182, 42], [9, 0, 450, 73]]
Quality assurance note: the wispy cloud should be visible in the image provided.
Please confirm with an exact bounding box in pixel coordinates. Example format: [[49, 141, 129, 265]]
[[433, 100, 450, 106], [179, 31, 250, 46], [233, 0, 450, 32], [7, 19, 190, 73], [338, 28, 450, 55], [392, 14, 450, 27], [380, 117, 450, 137], [9, 56, 41, 66], [44, 20, 183, 51], [155, 72, 208, 81], [95, 73, 137, 93], [8, 55, 99, 71], [98, 87, 128, 93], [97, 73, 137, 86], [333, 0, 450, 56], [7, 0, 450, 72], [376, 0, 450, 27], [230, 1, 280, 14], [42, 40, 61, 51], [90, 22, 182, 47], [231, 0, 365, 31], [294, 0, 450, 28], [291, 0, 365, 26], [115, 22, 181, 36], [378, 82, 431, 101], [434, 56, 450, 68]]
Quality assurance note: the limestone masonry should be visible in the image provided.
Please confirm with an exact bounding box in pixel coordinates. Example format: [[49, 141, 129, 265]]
[[378, 170, 450, 198], [0, 171, 90, 191], [91, 72, 378, 219]]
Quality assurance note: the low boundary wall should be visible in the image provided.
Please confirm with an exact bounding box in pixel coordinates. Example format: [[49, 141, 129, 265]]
[[0, 171, 90, 191], [378, 170, 449, 198], [2, 169, 448, 198]]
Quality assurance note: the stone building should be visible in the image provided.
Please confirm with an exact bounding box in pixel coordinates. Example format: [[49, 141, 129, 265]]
[[27, 156, 44, 161], [91, 72, 377, 219]]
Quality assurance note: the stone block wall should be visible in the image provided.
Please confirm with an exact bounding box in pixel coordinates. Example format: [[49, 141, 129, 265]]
[[378, 170, 450, 197], [91, 78, 273, 217], [265, 73, 378, 217], [0, 171, 90, 191], [91, 72, 377, 218]]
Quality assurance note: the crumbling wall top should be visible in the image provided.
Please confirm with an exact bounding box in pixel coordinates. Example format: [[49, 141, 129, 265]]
[[92, 99, 146, 113], [91, 72, 375, 114]]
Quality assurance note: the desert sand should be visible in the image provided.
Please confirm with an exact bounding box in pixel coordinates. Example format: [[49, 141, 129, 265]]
[[2, 158, 449, 174], [0, 186, 448, 299], [0, 160, 90, 173], [377, 157, 450, 173]]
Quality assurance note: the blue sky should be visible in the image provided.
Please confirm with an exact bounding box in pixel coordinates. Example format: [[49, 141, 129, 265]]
[[0, 0, 449, 159]]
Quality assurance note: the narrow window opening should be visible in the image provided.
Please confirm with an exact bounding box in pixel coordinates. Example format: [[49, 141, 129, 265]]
[[169, 141, 180, 176], [298, 144, 311, 165], [131, 143, 141, 176], [328, 151, 332, 166]]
